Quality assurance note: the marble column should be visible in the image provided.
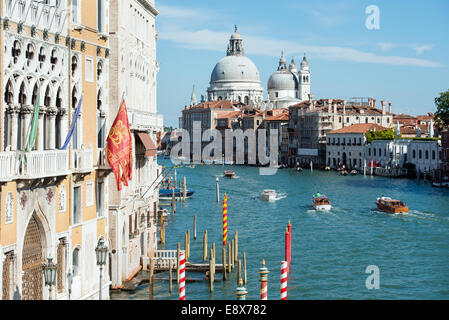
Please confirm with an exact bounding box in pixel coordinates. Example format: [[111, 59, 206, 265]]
[[20, 104, 34, 150], [6, 105, 20, 151], [47, 107, 58, 150], [36, 106, 47, 151], [59, 108, 68, 148]]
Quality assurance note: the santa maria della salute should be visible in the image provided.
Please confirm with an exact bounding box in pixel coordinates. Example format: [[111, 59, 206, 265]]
[[201, 26, 311, 110]]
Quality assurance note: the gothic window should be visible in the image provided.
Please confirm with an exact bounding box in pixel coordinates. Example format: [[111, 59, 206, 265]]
[[26, 44, 35, 67], [71, 0, 80, 24], [419, 150, 422, 159], [50, 49, 58, 71], [97, 60, 103, 81], [4, 80, 13, 104], [97, 89, 105, 148], [432, 150, 436, 160], [38, 47, 46, 68], [71, 55, 78, 77], [12, 40, 21, 64], [425, 150, 429, 159], [72, 248, 80, 276]]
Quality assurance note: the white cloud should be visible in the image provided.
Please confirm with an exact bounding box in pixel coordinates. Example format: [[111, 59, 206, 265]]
[[413, 45, 433, 55], [159, 27, 441, 68]]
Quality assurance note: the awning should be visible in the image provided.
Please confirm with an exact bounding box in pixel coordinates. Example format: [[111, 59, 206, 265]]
[[136, 132, 157, 157]]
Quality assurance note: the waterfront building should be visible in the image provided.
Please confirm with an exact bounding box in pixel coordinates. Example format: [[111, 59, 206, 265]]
[[1, 0, 110, 299], [207, 26, 264, 107], [365, 139, 440, 173], [262, 110, 289, 165], [441, 130, 449, 174], [287, 98, 393, 167], [107, 0, 163, 289], [326, 123, 386, 169]]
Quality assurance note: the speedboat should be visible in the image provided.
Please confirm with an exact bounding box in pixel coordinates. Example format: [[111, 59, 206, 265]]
[[375, 196, 409, 214], [350, 170, 358, 175], [312, 193, 332, 211], [261, 190, 277, 202], [159, 189, 195, 200], [296, 167, 303, 172], [324, 166, 331, 171], [340, 170, 348, 176], [224, 170, 235, 178]]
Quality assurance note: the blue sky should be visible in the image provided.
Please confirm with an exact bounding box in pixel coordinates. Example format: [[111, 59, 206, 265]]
[[156, 0, 449, 127]]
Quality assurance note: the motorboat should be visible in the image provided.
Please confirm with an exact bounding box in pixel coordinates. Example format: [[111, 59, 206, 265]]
[[159, 189, 195, 200], [261, 190, 277, 202], [340, 170, 348, 176], [224, 170, 235, 178], [296, 167, 303, 172], [312, 193, 332, 211], [350, 170, 358, 175], [324, 166, 331, 171], [375, 196, 409, 214]]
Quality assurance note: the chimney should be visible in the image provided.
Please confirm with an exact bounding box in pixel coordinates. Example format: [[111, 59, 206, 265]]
[[373, 98, 377, 108], [381, 100, 386, 115], [343, 100, 346, 127], [388, 102, 392, 113], [368, 97, 371, 107], [328, 99, 333, 113], [308, 93, 314, 105], [333, 102, 337, 114]]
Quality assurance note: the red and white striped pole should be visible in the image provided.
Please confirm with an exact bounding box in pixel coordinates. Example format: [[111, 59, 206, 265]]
[[259, 259, 269, 300], [284, 228, 290, 273], [179, 252, 186, 300], [280, 261, 288, 300], [287, 221, 292, 270]]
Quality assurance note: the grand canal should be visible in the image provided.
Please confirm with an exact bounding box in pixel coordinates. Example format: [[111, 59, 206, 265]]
[[111, 158, 449, 300]]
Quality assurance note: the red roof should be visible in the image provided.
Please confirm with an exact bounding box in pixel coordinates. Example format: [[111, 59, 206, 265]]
[[328, 123, 387, 134]]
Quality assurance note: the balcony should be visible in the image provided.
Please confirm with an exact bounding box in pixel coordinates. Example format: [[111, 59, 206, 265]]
[[15, 150, 70, 180], [72, 148, 94, 173], [0, 152, 15, 182]]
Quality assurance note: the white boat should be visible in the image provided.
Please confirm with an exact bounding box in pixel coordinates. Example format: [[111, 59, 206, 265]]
[[262, 190, 277, 202], [312, 193, 332, 211]]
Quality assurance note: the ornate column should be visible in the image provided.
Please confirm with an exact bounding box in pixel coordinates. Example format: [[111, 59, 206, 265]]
[[59, 108, 68, 148], [20, 105, 34, 150], [36, 106, 47, 150], [6, 105, 20, 150], [47, 107, 58, 150]]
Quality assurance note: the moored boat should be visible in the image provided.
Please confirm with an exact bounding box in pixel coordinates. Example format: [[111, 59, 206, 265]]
[[261, 189, 277, 202], [375, 196, 409, 214], [324, 166, 331, 171], [224, 170, 235, 178], [350, 170, 358, 175], [296, 167, 303, 172], [312, 193, 332, 211], [159, 189, 195, 200]]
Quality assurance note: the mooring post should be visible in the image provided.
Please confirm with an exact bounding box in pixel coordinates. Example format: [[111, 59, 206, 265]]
[[177, 242, 180, 283], [231, 239, 235, 270], [148, 257, 154, 300], [183, 176, 187, 201], [174, 169, 177, 187], [237, 259, 242, 285], [285, 227, 290, 274], [169, 259, 173, 294], [243, 252, 247, 285], [171, 186, 176, 214], [193, 215, 197, 240], [227, 243, 232, 274], [212, 242, 216, 263], [203, 230, 208, 262], [259, 259, 269, 300], [222, 246, 227, 281], [216, 177, 219, 203], [235, 278, 248, 300], [209, 248, 214, 293], [184, 233, 188, 263], [234, 231, 238, 264], [287, 221, 292, 267], [187, 229, 190, 261]]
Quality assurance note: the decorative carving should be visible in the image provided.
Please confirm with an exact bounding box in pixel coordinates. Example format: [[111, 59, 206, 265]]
[[80, 41, 86, 52], [65, 36, 71, 47], [58, 186, 66, 212], [43, 29, 49, 41], [31, 25, 37, 37], [55, 33, 60, 43], [71, 39, 76, 50], [20, 192, 28, 210], [17, 21, 23, 34], [3, 18, 9, 30], [105, 49, 110, 58], [46, 188, 54, 204], [96, 46, 102, 56], [5, 192, 14, 223]]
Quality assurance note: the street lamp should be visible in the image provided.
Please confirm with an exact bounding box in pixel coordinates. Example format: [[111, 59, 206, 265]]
[[95, 237, 108, 300], [42, 256, 57, 300]]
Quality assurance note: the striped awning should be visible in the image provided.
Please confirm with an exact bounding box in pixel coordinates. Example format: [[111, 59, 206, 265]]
[[136, 132, 157, 157]]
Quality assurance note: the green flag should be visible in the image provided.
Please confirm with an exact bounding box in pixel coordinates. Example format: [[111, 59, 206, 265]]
[[25, 94, 40, 152]]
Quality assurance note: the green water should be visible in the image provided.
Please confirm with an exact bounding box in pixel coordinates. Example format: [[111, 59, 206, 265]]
[[111, 158, 449, 300]]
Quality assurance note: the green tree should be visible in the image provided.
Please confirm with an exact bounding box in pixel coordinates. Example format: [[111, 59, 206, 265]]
[[365, 129, 399, 143], [434, 89, 449, 126]]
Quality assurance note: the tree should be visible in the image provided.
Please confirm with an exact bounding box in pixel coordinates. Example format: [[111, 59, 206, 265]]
[[434, 89, 449, 126], [365, 129, 399, 143]]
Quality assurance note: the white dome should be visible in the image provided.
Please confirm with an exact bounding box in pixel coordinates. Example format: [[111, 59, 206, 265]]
[[210, 55, 261, 83], [268, 69, 297, 90]]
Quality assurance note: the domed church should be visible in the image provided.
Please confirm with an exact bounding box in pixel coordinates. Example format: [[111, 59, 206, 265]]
[[207, 26, 264, 106]]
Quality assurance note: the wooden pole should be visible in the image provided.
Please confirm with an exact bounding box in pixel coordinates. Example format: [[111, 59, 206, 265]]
[[187, 229, 190, 262], [212, 242, 216, 263], [231, 239, 235, 270], [193, 215, 197, 240], [203, 230, 208, 262], [171, 187, 176, 214], [174, 169, 177, 187], [216, 177, 219, 203], [209, 248, 214, 293], [183, 176, 187, 201], [234, 231, 238, 264], [227, 243, 232, 274], [237, 259, 241, 285], [222, 246, 227, 281], [177, 242, 180, 283], [162, 221, 165, 248], [148, 257, 154, 300], [243, 252, 247, 285], [184, 233, 188, 263], [169, 259, 173, 294]]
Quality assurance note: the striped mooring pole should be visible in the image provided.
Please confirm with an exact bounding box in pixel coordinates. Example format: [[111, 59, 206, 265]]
[[280, 261, 288, 300], [223, 193, 228, 246], [259, 259, 269, 300], [179, 252, 186, 300], [235, 278, 248, 300]]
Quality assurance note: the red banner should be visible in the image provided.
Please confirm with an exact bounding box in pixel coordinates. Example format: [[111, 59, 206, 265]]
[[107, 99, 132, 191]]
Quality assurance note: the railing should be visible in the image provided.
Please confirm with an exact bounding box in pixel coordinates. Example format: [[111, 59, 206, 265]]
[[0, 152, 15, 181], [73, 148, 94, 172], [16, 150, 69, 179], [154, 250, 185, 269]]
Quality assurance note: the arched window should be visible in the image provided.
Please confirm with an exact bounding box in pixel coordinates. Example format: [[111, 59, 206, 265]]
[[12, 40, 21, 64], [72, 248, 80, 276], [425, 150, 429, 159], [97, 60, 103, 81], [50, 49, 58, 71], [38, 47, 46, 69], [25, 44, 34, 67], [71, 55, 78, 77]]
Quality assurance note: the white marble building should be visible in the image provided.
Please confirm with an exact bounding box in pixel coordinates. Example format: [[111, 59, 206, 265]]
[[108, 0, 163, 289], [207, 26, 264, 106]]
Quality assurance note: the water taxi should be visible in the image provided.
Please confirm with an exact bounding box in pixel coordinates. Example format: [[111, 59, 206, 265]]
[[350, 170, 358, 175], [261, 190, 277, 202], [375, 196, 409, 214], [324, 166, 331, 171], [296, 167, 303, 172], [312, 193, 332, 211], [224, 170, 235, 178]]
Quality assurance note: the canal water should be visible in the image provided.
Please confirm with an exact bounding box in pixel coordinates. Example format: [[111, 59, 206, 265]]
[[111, 158, 449, 300]]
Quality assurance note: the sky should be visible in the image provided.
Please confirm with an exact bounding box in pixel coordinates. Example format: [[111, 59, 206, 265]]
[[155, 0, 449, 128]]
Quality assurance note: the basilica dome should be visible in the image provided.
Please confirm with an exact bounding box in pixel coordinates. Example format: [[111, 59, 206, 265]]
[[210, 55, 261, 83], [267, 69, 297, 90]]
